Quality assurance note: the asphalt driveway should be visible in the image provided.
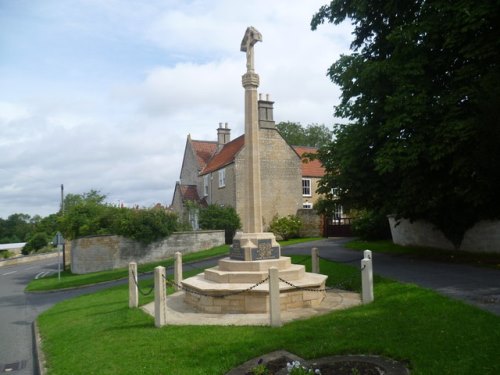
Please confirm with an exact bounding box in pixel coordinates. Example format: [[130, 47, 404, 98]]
[[282, 238, 500, 315]]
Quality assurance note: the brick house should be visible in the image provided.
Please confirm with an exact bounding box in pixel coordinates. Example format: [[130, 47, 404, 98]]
[[171, 97, 325, 231]]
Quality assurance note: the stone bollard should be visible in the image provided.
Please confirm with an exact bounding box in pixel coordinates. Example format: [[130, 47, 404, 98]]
[[129, 262, 138, 308], [363, 249, 372, 260], [174, 252, 183, 292], [154, 266, 167, 327], [268, 267, 282, 327], [311, 247, 320, 274], [361, 256, 374, 304]]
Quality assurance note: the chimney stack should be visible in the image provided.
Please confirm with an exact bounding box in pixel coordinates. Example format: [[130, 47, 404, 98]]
[[217, 122, 231, 150], [258, 93, 275, 129]]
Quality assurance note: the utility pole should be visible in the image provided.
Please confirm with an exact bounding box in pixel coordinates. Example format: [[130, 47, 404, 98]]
[[60, 184, 66, 270]]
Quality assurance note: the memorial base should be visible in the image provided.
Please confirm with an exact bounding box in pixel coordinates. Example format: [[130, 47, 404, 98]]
[[229, 232, 280, 261]]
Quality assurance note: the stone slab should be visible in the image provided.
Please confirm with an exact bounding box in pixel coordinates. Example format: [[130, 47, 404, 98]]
[[141, 289, 361, 326]]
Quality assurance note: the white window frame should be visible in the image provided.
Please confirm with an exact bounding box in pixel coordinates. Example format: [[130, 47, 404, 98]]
[[203, 175, 209, 196], [302, 202, 313, 209], [218, 168, 226, 188], [302, 178, 312, 197]]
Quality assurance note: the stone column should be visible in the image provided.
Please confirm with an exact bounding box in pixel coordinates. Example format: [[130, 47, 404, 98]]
[[129, 262, 138, 308], [154, 266, 167, 327], [229, 27, 281, 262], [269, 267, 282, 327], [174, 252, 183, 292], [241, 26, 263, 234], [311, 248, 320, 274]]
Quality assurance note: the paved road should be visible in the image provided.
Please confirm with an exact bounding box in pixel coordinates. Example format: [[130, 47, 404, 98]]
[[282, 238, 500, 316], [0, 257, 139, 375]]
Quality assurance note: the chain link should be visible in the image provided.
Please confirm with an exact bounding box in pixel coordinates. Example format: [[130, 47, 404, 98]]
[[163, 274, 270, 299], [318, 255, 363, 264], [131, 270, 155, 296]]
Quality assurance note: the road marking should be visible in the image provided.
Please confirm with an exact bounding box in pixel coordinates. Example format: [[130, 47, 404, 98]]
[[1, 271, 17, 276], [35, 271, 54, 279]]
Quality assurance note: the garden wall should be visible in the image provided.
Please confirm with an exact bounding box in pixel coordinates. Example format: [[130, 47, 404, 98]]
[[297, 209, 322, 238], [71, 230, 225, 274], [388, 216, 500, 254]]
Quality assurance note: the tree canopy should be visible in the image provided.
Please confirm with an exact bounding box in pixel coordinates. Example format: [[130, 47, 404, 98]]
[[312, 0, 500, 246], [276, 122, 333, 148]]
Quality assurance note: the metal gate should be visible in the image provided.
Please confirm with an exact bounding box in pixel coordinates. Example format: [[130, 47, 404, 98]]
[[324, 217, 354, 237]]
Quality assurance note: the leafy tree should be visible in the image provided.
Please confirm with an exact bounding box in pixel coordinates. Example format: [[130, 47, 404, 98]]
[[312, 0, 500, 247], [63, 189, 107, 212], [199, 204, 241, 244], [277, 122, 333, 147], [0, 213, 32, 243]]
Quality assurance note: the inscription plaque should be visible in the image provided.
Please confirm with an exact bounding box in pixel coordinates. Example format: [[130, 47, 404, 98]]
[[251, 239, 279, 260], [229, 239, 244, 260]]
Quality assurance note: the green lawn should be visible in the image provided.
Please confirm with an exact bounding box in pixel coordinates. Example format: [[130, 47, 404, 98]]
[[37, 256, 500, 375], [346, 239, 500, 270]]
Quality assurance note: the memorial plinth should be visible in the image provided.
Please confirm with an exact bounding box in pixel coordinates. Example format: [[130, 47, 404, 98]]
[[182, 256, 327, 314], [229, 232, 280, 261]]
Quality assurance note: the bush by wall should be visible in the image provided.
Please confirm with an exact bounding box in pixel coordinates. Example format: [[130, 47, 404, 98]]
[[199, 204, 241, 244], [59, 204, 179, 245], [268, 214, 302, 240]]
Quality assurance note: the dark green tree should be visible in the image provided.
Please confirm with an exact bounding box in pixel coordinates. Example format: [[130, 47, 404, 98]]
[[312, 0, 500, 247], [199, 204, 241, 244], [277, 122, 333, 147], [0, 213, 32, 243]]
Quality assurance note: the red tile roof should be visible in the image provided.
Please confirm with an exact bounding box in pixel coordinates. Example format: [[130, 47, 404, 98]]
[[191, 140, 217, 169], [201, 135, 244, 174], [293, 146, 325, 177], [180, 185, 200, 202], [194, 135, 325, 178]]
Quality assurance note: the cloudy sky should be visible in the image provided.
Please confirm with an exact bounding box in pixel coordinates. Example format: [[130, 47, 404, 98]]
[[0, 0, 352, 219]]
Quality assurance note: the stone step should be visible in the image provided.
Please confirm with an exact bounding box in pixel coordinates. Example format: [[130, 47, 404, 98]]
[[181, 271, 327, 294], [217, 256, 292, 272], [204, 264, 305, 284]]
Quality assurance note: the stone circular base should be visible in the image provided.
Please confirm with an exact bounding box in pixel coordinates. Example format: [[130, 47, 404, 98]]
[[184, 288, 326, 314]]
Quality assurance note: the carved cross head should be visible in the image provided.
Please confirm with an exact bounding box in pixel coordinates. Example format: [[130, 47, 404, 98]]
[[241, 26, 262, 72]]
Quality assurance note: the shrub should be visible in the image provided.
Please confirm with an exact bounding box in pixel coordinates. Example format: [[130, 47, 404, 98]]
[[352, 210, 391, 240], [113, 207, 178, 244], [268, 215, 302, 241], [22, 233, 49, 254], [60, 202, 179, 245], [199, 205, 241, 244]]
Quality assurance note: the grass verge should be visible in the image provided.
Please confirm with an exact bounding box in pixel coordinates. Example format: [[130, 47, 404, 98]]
[[37, 256, 500, 375], [26, 237, 322, 292], [346, 239, 500, 270]]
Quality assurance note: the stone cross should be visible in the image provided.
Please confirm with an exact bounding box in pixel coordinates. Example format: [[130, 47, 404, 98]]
[[240, 26, 262, 72]]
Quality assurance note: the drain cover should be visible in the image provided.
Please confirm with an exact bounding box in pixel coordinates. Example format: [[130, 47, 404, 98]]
[[1, 360, 27, 373]]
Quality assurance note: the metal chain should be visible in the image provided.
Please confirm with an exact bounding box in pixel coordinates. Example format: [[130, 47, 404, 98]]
[[131, 270, 155, 296], [318, 255, 363, 264], [278, 277, 343, 292], [162, 274, 270, 299]]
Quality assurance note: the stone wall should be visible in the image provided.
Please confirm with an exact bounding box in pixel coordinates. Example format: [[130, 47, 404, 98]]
[[71, 230, 225, 274], [297, 209, 322, 237], [388, 216, 500, 253]]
